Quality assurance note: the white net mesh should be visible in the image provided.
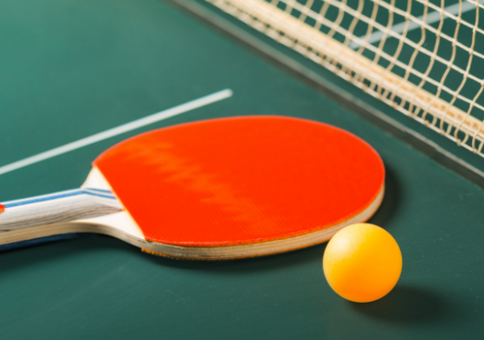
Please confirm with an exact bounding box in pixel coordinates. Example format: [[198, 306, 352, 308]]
[[206, 0, 484, 156]]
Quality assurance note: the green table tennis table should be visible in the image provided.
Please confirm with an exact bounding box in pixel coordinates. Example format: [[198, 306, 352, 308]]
[[1, 0, 484, 338]]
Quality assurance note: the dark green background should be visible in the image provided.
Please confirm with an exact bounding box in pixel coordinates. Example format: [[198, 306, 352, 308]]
[[0, 0, 483, 338]]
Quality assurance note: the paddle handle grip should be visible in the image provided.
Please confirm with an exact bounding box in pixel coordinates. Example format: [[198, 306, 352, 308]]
[[0, 188, 123, 231]]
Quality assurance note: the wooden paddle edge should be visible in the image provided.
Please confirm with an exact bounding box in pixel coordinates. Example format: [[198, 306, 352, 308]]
[[139, 184, 385, 260]]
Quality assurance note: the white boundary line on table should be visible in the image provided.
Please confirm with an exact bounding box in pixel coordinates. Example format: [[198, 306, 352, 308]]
[[349, 1, 475, 49], [0, 89, 233, 176]]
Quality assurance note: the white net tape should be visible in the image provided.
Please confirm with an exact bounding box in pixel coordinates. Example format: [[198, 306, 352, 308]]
[[206, 0, 484, 156]]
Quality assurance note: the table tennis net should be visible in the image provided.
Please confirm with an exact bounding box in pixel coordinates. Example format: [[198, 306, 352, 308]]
[[206, 0, 484, 157]]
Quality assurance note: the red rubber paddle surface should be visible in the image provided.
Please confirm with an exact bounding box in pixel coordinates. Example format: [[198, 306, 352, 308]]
[[93, 116, 384, 246]]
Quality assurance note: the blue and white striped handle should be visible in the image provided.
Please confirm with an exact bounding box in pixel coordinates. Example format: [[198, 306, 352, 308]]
[[0, 188, 123, 231]]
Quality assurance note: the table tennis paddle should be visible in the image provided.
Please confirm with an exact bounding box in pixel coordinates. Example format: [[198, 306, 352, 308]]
[[0, 116, 385, 259]]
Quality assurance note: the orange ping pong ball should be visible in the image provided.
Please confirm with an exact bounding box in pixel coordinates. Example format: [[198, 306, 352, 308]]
[[323, 223, 402, 303]]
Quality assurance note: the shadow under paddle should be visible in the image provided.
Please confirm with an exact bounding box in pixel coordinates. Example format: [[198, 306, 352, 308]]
[[367, 165, 400, 228]]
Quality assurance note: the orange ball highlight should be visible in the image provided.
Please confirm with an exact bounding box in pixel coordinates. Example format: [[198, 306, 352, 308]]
[[323, 223, 402, 303]]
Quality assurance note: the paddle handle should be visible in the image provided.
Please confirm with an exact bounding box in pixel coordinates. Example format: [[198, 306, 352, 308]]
[[0, 188, 123, 231]]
